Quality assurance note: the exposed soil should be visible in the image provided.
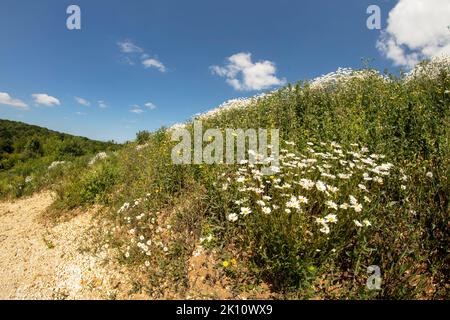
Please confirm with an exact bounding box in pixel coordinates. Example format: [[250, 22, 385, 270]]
[[0, 192, 134, 300]]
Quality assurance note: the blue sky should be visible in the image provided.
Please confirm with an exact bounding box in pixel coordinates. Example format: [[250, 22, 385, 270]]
[[0, 0, 444, 142]]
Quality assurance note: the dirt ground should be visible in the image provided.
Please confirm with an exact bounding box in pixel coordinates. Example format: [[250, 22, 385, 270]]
[[0, 191, 135, 300]]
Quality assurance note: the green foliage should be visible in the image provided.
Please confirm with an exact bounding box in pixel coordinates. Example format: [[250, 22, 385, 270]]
[[50, 59, 450, 298], [59, 160, 119, 209], [136, 130, 151, 145], [24, 137, 43, 159], [0, 119, 120, 199], [58, 139, 85, 158]]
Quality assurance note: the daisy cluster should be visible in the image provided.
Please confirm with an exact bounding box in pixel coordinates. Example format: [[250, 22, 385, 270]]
[[310, 68, 388, 90], [113, 194, 173, 269], [48, 161, 67, 170], [168, 93, 273, 131], [405, 55, 450, 82], [195, 95, 268, 120], [168, 55, 449, 134], [221, 140, 395, 235], [88, 152, 108, 166]]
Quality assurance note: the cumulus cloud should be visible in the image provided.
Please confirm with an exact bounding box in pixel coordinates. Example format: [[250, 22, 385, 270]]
[[117, 40, 143, 53], [130, 105, 144, 114], [129, 102, 157, 114], [210, 52, 286, 91], [142, 58, 167, 72], [144, 102, 157, 110], [75, 96, 90, 106], [98, 100, 107, 108], [0, 92, 28, 109], [117, 39, 167, 72], [32, 93, 60, 107], [377, 0, 450, 67]]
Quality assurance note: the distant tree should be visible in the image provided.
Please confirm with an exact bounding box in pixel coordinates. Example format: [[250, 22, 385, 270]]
[[136, 130, 151, 145], [24, 137, 43, 158], [58, 140, 85, 158], [0, 138, 14, 154]]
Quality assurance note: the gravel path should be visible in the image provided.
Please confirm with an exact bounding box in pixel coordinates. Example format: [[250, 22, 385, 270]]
[[0, 192, 133, 300]]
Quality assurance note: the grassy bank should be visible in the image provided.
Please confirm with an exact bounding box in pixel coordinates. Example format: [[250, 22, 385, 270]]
[[52, 58, 449, 299]]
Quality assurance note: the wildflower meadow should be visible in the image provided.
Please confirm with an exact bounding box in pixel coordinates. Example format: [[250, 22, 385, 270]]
[[30, 57, 450, 299]]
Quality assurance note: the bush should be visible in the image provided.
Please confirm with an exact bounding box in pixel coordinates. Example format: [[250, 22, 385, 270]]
[[59, 160, 119, 209], [136, 130, 151, 145]]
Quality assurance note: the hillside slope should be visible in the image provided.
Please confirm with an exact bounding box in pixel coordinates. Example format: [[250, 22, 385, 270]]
[[3, 57, 448, 300], [0, 119, 120, 199]]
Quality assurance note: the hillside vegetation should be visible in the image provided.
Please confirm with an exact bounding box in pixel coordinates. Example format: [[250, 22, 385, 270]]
[[0, 119, 119, 198], [48, 58, 449, 298]]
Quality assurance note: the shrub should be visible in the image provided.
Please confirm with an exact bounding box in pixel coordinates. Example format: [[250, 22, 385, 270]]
[[60, 160, 119, 209], [136, 130, 151, 145]]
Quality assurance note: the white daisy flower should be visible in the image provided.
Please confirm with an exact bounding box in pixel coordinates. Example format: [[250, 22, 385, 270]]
[[316, 217, 326, 224], [353, 203, 363, 212], [286, 196, 301, 210], [327, 185, 339, 193], [236, 176, 245, 183], [324, 214, 338, 223], [299, 179, 315, 190], [228, 213, 239, 222], [316, 180, 327, 192], [298, 196, 308, 204], [340, 203, 350, 210], [325, 200, 338, 210], [354, 220, 363, 227], [319, 224, 330, 234], [358, 184, 368, 192]]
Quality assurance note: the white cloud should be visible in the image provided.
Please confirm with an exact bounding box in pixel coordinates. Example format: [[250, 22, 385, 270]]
[[144, 102, 156, 110], [142, 58, 167, 72], [76, 111, 87, 116], [31, 93, 60, 107], [0, 92, 28, 109], [98, 100, 107, 108], [130, 105, 144, 114], [211, 52, 285, 91], [377, 0, 450, 67], [117, 40, 167, 72], [129, 102, 156, 114], [75, 96, 90, 106], [117, 40, 143, 53]]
